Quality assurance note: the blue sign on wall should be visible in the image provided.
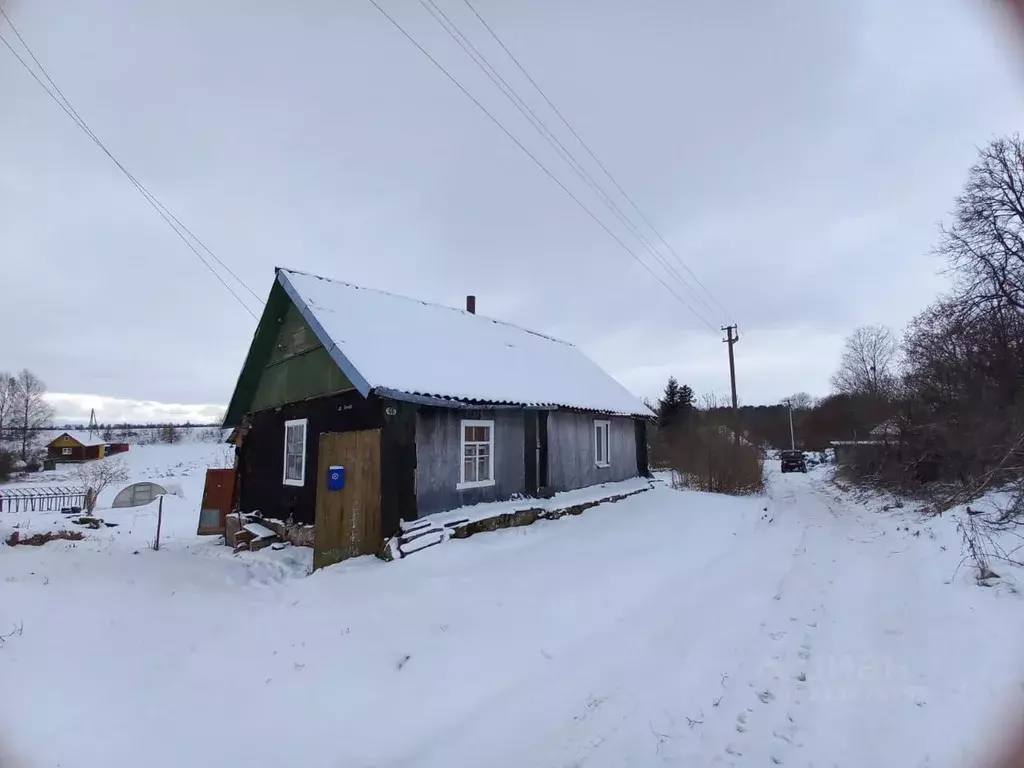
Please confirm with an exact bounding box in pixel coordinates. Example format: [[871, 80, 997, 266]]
[[328, 465, 345, 491]]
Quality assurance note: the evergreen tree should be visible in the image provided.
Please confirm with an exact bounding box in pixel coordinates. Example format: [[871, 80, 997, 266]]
[[657, 377, 696, 429], [678, 384, 695, 413], [657, 376, 680, 428]]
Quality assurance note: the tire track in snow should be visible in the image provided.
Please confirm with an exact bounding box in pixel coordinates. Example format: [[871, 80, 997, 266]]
[[389, 506, 806, 768], [704, 472, 839, 766]]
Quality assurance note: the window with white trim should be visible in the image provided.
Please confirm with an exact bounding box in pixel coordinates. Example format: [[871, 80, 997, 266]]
[[594, 420, 611, 467], [61, 447, 72, 456], [282, 418, 307, 486], [458, 419, 495, 489]]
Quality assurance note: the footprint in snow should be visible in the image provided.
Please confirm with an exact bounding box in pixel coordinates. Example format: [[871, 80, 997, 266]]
[[758, 690, 776, 704], [736, 712, 748, 732]]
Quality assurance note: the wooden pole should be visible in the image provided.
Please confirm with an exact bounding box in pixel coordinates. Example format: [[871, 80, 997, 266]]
[[154, 495, 163, 551], [722, 325, 740, 442]]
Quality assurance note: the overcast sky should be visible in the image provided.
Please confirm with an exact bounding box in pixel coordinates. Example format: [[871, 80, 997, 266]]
[[2, 0, 1023, 423]]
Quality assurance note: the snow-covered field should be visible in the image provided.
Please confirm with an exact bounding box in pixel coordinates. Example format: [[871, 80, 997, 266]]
[[2, 448, 1024, 768]]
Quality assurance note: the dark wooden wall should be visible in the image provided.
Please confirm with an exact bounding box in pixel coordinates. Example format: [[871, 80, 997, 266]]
[[635, 420, 650, 476], [380, 399, 418, 534], [238, 390, 383, 526], [545, 412, 638, 492], [240, 391, 646, 531], [415, 407, 525, 516]]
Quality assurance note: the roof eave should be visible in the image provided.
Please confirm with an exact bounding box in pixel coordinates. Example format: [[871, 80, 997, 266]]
[[375, 387, 651, 418]]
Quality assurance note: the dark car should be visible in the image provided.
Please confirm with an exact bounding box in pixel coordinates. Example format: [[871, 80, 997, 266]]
[[780, 450, 807, 473]]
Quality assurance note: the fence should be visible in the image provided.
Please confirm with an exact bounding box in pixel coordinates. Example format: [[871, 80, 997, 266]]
[[0, 487, 87, 513]]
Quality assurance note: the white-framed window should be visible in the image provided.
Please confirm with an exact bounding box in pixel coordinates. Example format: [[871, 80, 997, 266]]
[[282, 418, 308, 486], [458, 419, 495, 489], [61, 447, 72, 456], [594, 420, 611, 467]]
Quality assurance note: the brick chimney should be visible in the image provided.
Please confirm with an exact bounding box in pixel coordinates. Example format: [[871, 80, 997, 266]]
[[466, 295, 476, 314]]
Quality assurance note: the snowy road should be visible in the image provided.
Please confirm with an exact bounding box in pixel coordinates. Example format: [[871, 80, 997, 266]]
[[3, 468, 1024, 767]]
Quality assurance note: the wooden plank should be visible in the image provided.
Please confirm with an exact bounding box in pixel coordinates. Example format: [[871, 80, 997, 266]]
[[313, 429, 382, 570]]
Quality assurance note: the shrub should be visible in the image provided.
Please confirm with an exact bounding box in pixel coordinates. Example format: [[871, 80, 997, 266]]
[[77, 458, 130, 514], [659, 425, 765, 494]]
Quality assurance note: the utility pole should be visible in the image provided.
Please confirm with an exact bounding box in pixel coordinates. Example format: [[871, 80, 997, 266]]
[[87, 408, 98, 438], [722, 325, 739, 443], [785, 398, 795, 450], [722, 325, 739, 410]]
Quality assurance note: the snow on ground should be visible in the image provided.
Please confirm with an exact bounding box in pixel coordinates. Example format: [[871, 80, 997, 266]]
[[3, 459, 1024, 768], [1, 442, 311, 579]]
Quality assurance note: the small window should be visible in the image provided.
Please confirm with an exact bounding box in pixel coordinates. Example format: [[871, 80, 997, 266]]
[[458, 419, 495, 489], [61, 447, 72, 456], [594, 420, 611, 467], [282, 418, 307, 486]]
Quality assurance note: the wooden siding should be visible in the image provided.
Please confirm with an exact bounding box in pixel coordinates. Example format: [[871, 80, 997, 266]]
[[415, 408, 525, 516], [546, 412, 638, 492], [251, 302, 353, 412], [237, 390, 384, 526]]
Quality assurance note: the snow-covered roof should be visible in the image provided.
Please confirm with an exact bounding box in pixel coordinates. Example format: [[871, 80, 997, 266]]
[[277, 268, 652, 418], [869, 420, 901, 437], [51, 430, 107, 447]]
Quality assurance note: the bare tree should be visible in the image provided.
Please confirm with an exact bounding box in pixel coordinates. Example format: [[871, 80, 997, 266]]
[[0, 372, 14, 451], [78, 458, 129, 514], [783, 392, 814, 410], [831, 325, 899, 397], [9, 369, 54, 461], [159, 423, 182, 444], [937, 135, 1024, 319]]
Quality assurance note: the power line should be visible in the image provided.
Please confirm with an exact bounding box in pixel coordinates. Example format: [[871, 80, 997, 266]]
[[366, 0, 718, 332], [418, 0, 721, 326], [460, 0, 735, 324], [0, 9, 262, 318]]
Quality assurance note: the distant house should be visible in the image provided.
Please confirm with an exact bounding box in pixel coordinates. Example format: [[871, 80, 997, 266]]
[[223, 268, 653, 566], [47, 431, 107, 461], [869, 420, 901, 440]]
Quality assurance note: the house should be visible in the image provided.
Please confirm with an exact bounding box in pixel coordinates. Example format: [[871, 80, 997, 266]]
[[869, 420, 901, 440], [47, 431, 106, 461], [223, 268, 653, 566]]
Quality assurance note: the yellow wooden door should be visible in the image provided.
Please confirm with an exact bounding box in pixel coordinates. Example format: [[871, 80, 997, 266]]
[[313, 430, 382, 570]]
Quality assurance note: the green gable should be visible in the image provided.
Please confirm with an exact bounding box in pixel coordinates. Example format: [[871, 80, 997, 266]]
[[223, 281, 354, 426]]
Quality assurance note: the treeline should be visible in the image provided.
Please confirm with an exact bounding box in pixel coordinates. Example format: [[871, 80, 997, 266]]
[[856, 136, 1024, 491], [649, 137, 1024, 502], [779, 136, 1024, 498]]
